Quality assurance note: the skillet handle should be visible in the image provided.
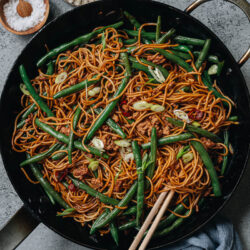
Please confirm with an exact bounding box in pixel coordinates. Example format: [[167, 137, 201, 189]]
[[185, 0, 250, 67], [0, 205, 39, 250]]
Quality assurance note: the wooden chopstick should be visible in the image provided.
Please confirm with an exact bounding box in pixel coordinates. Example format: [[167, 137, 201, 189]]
[[139, 190, 175, 250], [129, 191, 168, 250]]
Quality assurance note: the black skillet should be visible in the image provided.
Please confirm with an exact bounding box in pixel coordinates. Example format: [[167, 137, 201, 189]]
[[0, 0, 249, 249]]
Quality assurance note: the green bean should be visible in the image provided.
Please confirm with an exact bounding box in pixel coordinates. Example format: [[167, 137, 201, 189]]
[[110, 221, 119, 246], [168, 50, 191, 60], [37, 21, 124, 67], [68, 107, 81, 164], [124, 29, 155, 40], [85, 50, 131, 142], [53, 75, 99, 99], [176, 145, 190, 160], [57, 207, 75, 216], [22, 103, 37, 120], [51, 144, 67, 160], [156, 16, 161, 41], [119, 39, 132, 77], [132, 141, 144, 226], [228, 116, 238, 121], [16, 119, 26, 130], [124, 11, 141, 29], [153, 209, 190, 238], [20, 143, 61, 167], [46, 61, 54, 75], [118, 220, 137, 231], [90, 209, 109, 234], [156, 28, 176, 44], [44, 189, 56, 205], [193, 51, 219, 64], [19, 65, 54, 117], [195, 39, 211, 70], [141, 133, 193, 149], [129, 58, 153, 78], [124, 38, 137, 45], [190, 140, 221, 196], [123, 206, 137, 215], [35, 118, 109, 159], [167, 117, 222, 142], [139, 58, 169, 78], [171, 45, 191, 53], [202, 71, 229, 107], [216, 61, 224, 76], [154, 48, 193, 72], [93, 181, 138, 230], [69, 176, 119, 205], [101, 32, 106, 50], [27, 154, 70, 209], [221, 130, 229, 175], [94, 107, 126, 139], [146, 127, 157, 183], [174, 35, 205, 46]]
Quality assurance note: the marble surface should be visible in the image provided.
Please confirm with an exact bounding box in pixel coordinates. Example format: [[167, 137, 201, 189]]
[[0, 0, 249, 249]]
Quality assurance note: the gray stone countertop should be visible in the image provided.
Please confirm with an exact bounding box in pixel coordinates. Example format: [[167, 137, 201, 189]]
[[0, 0, 249, 249]]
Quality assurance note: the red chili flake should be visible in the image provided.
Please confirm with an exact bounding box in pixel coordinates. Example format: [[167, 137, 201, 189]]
[[122, 111, 131, 117], [188, 108, 204, 121], [68, 183, 76, 192], [56, 169, 68, 182], [121, 100, 127, 105]]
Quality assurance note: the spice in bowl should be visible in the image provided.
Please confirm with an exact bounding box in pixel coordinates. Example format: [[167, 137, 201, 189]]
[[3, 0, 46, 32]]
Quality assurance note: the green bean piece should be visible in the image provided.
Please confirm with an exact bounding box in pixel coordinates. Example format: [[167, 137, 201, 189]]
[[118, 220, 137, 231], [153, 209, 190, 238], [154, 48, 193, 72], [69, 176, 119, 205], [27, 154, 70, 209], [141, 133, 193, 149], [193, 51, 220, 64], [51, 144, 67, 160], [202, 71, 229, 107], [228, 116, 238, 121], [169, 50, 191, 60], [176, 145, 190, 160], [85, 49, 131, 143], [46, 61, 54, 75], [195, 39, 211, 70], [35, 118, 109, 159], [132, 141, 144, 226], [124, 38, 137, 45], [53, 75, 99, 99], [124, 29, 156, 40], [101, 32, 106, 50], [171, 45, 191, 53], [93, 181, 138, 230], [90, 209, 109, 234], [190, 140, 222, 196], [146, 127, 157, 184], [68, 107, 81, 164], [221, 130, 229, 175], [167, 117, 222, 142], [22, 103, 37, 120], [19, 65, 55, 117], [44, 189, 56, 205], [57, 207, 75, 216], [123, 206, 137, 215], [124, 11, 141, 29], [156, 16, 161, 41], [110, 221, 119, 246], [20, 143, 61, 167], [139, 58, 169, 78], [174, 35, 205, 46], [94, 108, 126, 139], [119, 39, 132, 77], [16, 119, 26, 129], [37, 21, 124, 67], [156, 28, 176, 44], [217, 61, 224, 76]]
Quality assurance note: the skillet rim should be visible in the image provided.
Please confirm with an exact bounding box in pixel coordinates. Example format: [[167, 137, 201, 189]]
[[0, 0, 250, 249]]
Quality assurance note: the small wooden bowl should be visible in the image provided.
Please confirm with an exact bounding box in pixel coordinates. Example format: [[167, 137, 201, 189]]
[[0, 0, 49, 35]]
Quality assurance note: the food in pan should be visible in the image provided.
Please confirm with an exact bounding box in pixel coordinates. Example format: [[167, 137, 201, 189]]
[[12, 11, 238, 245]]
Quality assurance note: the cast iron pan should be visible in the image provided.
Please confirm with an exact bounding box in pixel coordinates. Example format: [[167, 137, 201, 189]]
[[0, 0, 249, 249]]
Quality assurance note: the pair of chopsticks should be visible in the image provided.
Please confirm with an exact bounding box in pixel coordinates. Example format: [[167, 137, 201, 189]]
[[129, 190, 175, 250]]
